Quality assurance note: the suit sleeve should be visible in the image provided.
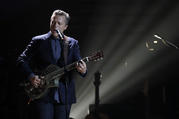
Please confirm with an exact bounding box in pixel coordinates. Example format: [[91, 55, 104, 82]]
[[16, 38, 39, 80], [73, 40, 81, 61], [73, 40, 87, 77]]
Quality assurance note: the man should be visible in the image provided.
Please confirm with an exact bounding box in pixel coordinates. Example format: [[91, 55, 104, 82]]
[[17, 9, 87, 119]]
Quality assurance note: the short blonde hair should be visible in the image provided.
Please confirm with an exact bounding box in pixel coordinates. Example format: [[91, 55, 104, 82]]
[[51, 9, 70, 25]]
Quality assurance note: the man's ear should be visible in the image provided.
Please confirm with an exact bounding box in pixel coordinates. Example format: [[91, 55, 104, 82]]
[[64, 25, 68, 30]]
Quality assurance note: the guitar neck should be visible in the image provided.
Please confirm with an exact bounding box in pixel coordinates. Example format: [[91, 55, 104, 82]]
[[43, 50, 103, 81], [45, 57, 89, 81], [65, 57, 89, 72]]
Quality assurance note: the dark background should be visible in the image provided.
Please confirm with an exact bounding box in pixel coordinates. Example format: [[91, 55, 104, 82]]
[[1, 0, 179, 119]]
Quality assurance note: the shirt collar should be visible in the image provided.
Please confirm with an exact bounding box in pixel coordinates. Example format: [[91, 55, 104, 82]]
[[49, 31, 60, 40]]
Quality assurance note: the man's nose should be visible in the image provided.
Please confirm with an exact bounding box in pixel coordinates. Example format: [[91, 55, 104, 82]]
[[55, 23, 58, 27]]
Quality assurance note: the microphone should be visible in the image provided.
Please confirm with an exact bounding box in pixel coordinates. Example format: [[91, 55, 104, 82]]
[[55, 30, 64, 40], [154, 34, 179, 49]]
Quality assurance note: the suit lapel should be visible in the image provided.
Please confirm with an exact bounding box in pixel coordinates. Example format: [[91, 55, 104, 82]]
[[45, 33, 57, 64]]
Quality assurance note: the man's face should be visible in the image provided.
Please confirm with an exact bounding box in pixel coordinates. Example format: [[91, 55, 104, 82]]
[[50, 15, 68, 37]]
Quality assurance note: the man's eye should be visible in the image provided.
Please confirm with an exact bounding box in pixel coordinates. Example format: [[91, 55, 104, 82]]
[[51, 21, 54, 25]]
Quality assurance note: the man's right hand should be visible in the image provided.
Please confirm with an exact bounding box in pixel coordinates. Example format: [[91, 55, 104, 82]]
[[30, 75, 41, 88]]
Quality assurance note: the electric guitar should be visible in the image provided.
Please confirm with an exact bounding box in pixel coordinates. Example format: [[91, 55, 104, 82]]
[[20, 50, 104, 102]]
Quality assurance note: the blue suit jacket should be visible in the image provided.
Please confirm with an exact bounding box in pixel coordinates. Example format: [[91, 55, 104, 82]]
[[17, 31, 85, 104]]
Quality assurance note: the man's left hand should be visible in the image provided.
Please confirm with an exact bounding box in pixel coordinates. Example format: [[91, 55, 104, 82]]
[[76, 60, 87, 74]]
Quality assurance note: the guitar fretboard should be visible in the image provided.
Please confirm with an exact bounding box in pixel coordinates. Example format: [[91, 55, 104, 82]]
[[65, 57, 89, 71], [43, 57, 89, 81]]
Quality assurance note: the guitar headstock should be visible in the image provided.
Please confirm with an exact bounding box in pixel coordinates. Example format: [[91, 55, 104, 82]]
[[88, 50, 104, 62]]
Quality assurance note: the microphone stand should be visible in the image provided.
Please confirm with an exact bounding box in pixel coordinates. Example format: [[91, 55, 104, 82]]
[[93, 71, 102, 119], [154, 34, 179, 50]]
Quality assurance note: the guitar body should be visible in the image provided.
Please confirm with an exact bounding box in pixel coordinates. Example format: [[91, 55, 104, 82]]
[[23, 64, 63, 100]]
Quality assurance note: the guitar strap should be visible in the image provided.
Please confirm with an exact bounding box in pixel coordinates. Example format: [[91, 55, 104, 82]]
[[63, 38, 69, 65]]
